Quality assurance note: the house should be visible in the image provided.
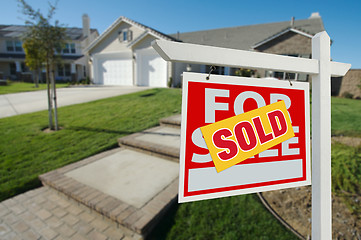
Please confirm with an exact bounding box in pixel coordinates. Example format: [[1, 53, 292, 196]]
[[85, 16, 177, 87], [0, 14, 98, 82], [86, 12, 324, 87], [171, 12, 325, 85]]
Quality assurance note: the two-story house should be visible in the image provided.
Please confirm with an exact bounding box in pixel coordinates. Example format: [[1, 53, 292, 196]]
[[0, 14, 98, 82]]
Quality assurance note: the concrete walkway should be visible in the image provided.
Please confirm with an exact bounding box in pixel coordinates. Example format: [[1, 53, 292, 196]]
[[0, 115, 181, 240], [0, 86, 150, 119]]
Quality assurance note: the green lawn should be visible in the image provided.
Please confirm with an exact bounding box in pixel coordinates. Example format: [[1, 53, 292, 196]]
[[331, 97, 361, 137], [0, 81, 69, 94], [1, 89, 360, 239], [332, 143, 361, 219], [152, 194, 298, 240], [0, 88, 181, 201]]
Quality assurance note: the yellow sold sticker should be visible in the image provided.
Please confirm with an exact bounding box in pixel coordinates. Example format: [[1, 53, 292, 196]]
[[200, 101, 294, 172]]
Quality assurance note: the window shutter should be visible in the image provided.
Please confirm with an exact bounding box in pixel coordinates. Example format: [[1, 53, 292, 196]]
[[127, 30, 133, 41]]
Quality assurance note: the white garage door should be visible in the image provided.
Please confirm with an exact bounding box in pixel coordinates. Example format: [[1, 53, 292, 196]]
[[136, 48, 167, 87], [95, 53, 133, 86]]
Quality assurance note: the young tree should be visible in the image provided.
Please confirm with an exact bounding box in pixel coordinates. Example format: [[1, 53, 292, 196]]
[[22, 36, 46, 88], [18, 0, 67, 130]]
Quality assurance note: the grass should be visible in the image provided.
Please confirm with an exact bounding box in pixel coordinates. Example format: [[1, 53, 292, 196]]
[[331, 97, 361, 137], [150, 194, 298, 240], [1, 89, 360, 239], [0, 88, 181, 201], [0, 81, 69, 94], [331, 143, 361, 218]]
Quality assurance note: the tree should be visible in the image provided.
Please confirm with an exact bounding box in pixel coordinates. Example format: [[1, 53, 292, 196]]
[[22, 36, 46, 88], [18, 0, 67, 130]]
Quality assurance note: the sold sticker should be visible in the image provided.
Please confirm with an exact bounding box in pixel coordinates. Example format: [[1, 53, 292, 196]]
[[201, 100, 294, 172]]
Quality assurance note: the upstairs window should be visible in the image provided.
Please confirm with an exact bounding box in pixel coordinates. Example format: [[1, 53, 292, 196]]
[[119, 29, 133, 42], [62, 43, 76, 54], [6, 40, 23, 52]]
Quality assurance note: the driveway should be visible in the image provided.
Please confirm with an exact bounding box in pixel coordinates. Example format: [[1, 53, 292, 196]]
[[0, 85, 151, 119]]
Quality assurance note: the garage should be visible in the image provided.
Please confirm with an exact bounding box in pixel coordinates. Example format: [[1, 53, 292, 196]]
[[136, 48, 167, 87], [94, 52, 133, 86]]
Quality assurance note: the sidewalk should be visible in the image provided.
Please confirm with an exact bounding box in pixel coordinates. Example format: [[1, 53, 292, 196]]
[[0, 86, 150, 119]]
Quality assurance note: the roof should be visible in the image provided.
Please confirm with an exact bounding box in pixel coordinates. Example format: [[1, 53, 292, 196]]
[[0, 25, 98, 41], [170, 16, 324, 51], [85, 16, 177, 52]]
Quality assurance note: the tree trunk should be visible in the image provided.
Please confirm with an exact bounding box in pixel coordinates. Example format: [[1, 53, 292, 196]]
[[51, 66, 59, 131], [34, 69, 39, 88], [46, 61, 53, 130]]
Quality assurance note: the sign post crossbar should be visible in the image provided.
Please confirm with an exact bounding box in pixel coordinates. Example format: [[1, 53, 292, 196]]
[[152, 31, 351, 240]]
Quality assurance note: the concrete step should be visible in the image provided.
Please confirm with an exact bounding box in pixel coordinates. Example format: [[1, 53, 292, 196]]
[[118, 126, 180, 162], [159, 114, 181, 128], [39, 148, 179, 238]]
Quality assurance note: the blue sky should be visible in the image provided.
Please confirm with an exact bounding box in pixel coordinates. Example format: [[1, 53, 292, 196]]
[[2, 0, 361, 68]]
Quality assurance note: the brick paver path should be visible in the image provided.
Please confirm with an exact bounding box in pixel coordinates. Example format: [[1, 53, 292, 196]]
[[0, 187, 141, 240]]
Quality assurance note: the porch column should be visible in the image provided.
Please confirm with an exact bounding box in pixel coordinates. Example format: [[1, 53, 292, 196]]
[[71, 63, 77, 82], [15, 61, 22, 80]]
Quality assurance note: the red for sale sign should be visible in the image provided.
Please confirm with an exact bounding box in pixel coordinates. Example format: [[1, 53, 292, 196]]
[[179, 72, 311, 203]]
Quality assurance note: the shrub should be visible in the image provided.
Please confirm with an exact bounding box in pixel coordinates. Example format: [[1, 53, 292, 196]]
[[342, 91, 354, 99]]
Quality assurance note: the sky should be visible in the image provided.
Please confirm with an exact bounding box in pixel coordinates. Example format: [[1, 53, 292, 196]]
[[2, 0, 361, 68]]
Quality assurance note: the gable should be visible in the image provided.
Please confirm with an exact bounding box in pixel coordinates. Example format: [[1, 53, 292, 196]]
[[86, 16, 175, 55], [254, 31, 312, 56], [89, 22, 143, 54]]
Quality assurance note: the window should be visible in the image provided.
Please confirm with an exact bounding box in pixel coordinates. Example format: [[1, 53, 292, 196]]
[[119, 29, 133, 42], [15, 41, 22, 52], [57, 64, 71, 77], [271, 54, 310, 81], [6, 41, 14, 51], [62, 43, 76, 54], [6, 40, 23, 52]]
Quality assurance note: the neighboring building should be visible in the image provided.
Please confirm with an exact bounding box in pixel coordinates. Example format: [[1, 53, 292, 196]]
[[0, 14, 98, 82], [171, 12, 325, 85], [86, 12, 325, 87], [85, 16, 176, 87], [338, 69, 361, 98]]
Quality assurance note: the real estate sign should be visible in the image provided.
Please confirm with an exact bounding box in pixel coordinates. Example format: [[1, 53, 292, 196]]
[[179, 72, 311, 203]]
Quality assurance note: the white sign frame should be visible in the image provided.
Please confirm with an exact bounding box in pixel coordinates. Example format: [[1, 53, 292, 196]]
[[179, 73, 311, 203]]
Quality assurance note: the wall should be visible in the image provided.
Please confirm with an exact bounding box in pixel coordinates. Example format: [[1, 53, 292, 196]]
[[339, 69, 361, 98], [254, 31, 312, 56], [90, 22, 144, 55], [0, 62, 9, 78]]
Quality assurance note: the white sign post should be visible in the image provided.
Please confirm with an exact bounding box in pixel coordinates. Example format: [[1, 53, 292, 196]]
[[152, 31, 351, 239]]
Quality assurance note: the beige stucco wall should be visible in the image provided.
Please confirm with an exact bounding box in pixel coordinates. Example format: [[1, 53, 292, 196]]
[[339, 69, 361, 98], [132, 35, 157, 51], [90, 22, 144, 55]]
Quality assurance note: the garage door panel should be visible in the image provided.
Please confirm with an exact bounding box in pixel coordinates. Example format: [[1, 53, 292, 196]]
[[101, 59, 132, 85], [95, 53, 133, 86], [136, 49, 167, 87]]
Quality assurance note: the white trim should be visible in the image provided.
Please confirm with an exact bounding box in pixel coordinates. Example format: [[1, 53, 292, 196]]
[[251, 28, 314, 49], [127, 30, 169, 48]]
